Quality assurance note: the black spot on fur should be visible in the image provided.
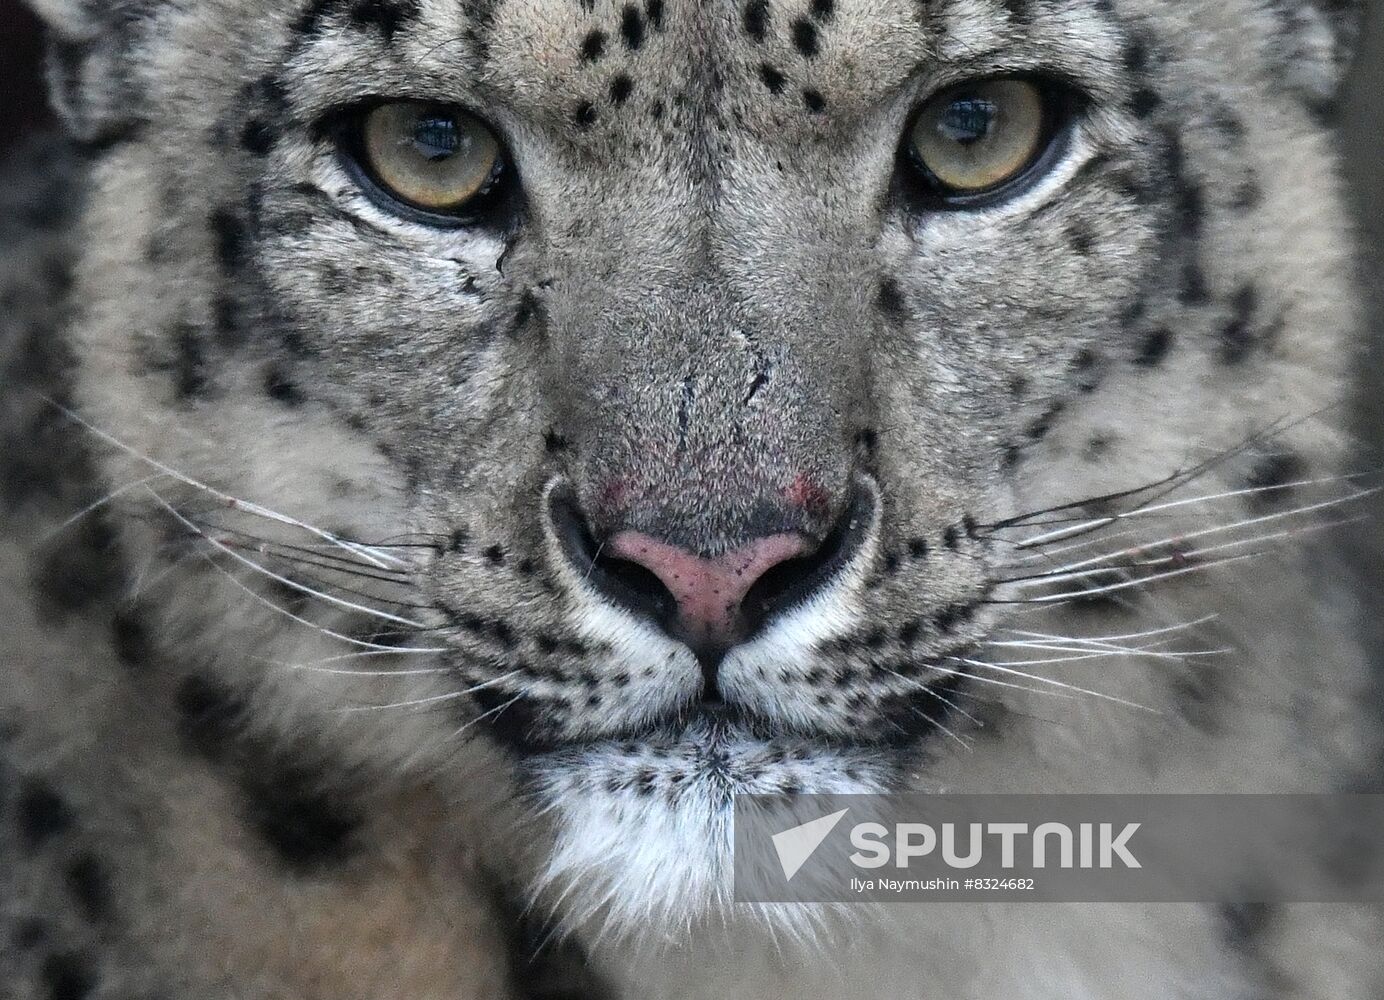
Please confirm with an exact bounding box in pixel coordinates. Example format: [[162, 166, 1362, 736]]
[[791, 17, 819, 56], [1084, 434, 1115, 461], [1123, 39, 1150, 73], [1179, 262, 1211, 306], [65, 854, 113, 923], [877, 278, 907, 322], [907, 538, 929, 559], [1231, 178, 1264, 212], [646, 0, 665, 29], [759, 63, 787, 95], [175, 675, 244, 762], [17, 779, 74, 851], [209, 209, 248, 272], [240, 119, 278, 156], [246, 774, 360, 871], [41, 953, 95, 1000], [941, 525, 959, 550], [620, 4, 645, 49], [111, 609, 153, 671], [743, 0, 770, 42], [574, 101, 598, 128], [1025, 403, 1064, 441], [1128, 87, 1162, 118], [580, 29, 606, 61], [175, 678, 360, 869], [1001, 0, 1035, 20], [1068, 223, 1097, 255], [1218, 285, 1259, 364], [483, 544, 506, 566], [32, 515, 126, 618], [1211, 107, 1247, 144], [264, 366, 303, 406], [802, 88, 826, 113], [212, 294, 243, 346], [1133, 328, 1174, 366], [610, 74, 634, 104], [347, 0, 421, 41], [1246, 452, 1305, 505], [13, 919, 49, 950], [811, 0, 835, 20]]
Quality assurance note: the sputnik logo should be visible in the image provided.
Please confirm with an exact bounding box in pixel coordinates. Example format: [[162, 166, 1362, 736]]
[[770, 808, 849, 881]]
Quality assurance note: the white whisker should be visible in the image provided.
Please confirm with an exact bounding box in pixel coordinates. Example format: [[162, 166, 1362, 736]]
[[338, 670, 519, 713], [149, 489, 428, 629], [953, 657, 1158, 713], [42, 395, 407, 569]]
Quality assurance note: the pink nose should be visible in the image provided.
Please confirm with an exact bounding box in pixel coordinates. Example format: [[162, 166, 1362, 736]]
[[607, 531, 810, 649]]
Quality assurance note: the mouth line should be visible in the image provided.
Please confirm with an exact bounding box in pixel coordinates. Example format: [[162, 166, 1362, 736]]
[[481, 653, 977, 758]]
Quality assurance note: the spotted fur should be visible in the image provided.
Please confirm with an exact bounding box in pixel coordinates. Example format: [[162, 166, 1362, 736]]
[[2, 0, 1382, 998]]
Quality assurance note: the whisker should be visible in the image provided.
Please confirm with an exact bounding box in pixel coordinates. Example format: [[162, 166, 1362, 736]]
[[952, 657, 1158, 713], [451, 691, 526, 739], [150, 491, 430, 629], [42, 395, 407, 569], [905, 706, 973, 749], [999, 551, 1263, 605], [1001, 615, 1220, 647], [986, 414, 1320, 544], [270, 661, 454, 678], [184, 543, 445, 652], [998, 489, 1372, 586], [338, 670, 520, 713], [980, 642, 1228, 663], [40, 473, 172, 542], [192, 519, 416, 581], [890, 663, 1082, 702]]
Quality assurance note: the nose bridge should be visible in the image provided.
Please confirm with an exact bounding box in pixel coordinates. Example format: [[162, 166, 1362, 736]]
[[547, 269, 853, 552], [535, 164, 873, 553]]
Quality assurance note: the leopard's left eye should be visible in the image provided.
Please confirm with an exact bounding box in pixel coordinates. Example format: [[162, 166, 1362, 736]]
[[344, 101, 508, 222], [905, 78, 1069, 206]]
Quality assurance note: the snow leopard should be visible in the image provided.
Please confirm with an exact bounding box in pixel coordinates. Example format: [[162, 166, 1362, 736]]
[[2, 0, 1382, 997]]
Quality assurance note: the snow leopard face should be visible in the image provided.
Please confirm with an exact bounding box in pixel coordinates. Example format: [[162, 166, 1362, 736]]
[[28, 0, 1365, 930]]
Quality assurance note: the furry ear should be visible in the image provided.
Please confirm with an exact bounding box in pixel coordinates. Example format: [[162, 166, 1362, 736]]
[[22, 0, 145, 145], [1263, 0, 1366, 113]]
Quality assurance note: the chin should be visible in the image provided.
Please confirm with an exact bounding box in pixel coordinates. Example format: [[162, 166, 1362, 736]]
[[516, 715, 900, 947]]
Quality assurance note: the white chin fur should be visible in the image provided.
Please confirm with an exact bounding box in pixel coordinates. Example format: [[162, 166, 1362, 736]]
[[522, 720, 895, 949]]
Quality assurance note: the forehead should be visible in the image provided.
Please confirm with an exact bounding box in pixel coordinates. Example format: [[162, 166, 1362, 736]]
[[478, 0, 930, 115], [282, 0, 1124, 139]]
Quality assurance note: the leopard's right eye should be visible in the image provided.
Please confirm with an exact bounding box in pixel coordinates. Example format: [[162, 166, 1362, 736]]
[[344, 102, 509, 222], [902, 77, 1074, 209]]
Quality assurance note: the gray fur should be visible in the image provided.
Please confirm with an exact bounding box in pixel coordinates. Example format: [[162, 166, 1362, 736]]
[[2, 0, 1382, 997]]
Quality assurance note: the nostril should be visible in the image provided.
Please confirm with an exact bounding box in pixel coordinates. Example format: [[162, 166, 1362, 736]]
[[739, 489, 869, 634], [605, 531, 809, 649], [549, 493, 680, 628]]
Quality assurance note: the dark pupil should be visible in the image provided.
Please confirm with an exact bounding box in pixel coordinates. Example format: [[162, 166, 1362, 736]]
[[938, 97, 998, 146], [411, 115, 462, 162]]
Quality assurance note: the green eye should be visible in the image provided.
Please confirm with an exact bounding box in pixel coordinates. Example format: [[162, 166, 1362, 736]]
[[908, 79, 1052, 198], [359, 102, 504, 214]]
